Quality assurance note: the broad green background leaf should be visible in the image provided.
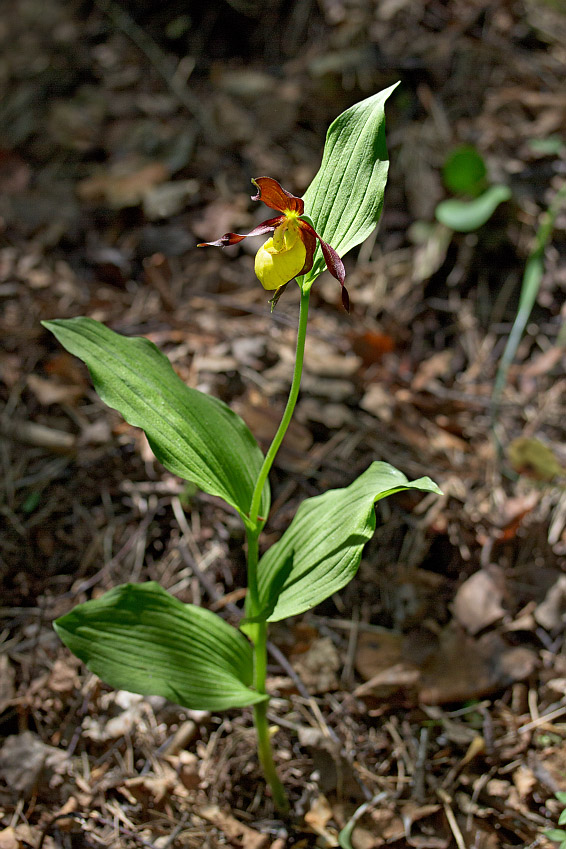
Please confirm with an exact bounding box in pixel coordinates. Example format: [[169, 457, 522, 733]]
[[435, 184, 511, 232], [442, 145, 487, 196], [43, 318, 269, 524], [298, 83, 399, 287], [529, 137, 564, 156], [55, 582, 265, 711], [255, 462, 441, 622], [544, 830, 566, 844]]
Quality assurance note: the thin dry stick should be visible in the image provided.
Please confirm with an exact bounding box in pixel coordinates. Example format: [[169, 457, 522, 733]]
[[438, 789, 467, 849]]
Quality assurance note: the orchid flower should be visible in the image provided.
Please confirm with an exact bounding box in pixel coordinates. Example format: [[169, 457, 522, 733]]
[[198, 177, 349, 311]]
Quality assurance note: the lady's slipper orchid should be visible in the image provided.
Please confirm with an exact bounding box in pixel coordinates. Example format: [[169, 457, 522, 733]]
[[198, 177, 349, 311]]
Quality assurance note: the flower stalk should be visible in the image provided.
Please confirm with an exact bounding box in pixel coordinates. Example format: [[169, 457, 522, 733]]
[[245, 287, 311, 813]]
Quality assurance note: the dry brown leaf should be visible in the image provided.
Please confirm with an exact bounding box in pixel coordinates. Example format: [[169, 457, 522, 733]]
[[464, 824, 500, 849], [0, 732, 68, 800], [534, 575, 566, 631], [27, 374, 84, 406], [142, 179, 198, 220], [369, 802, 443, 844], [513, 764, 536, 799], [200, 805, 269, 849], [419, 627, 537, 704], [355, 624, 536, 705], [489, 492, 540, 538], [304, 337, 362, 378], [0, 828, 19, 849], [520, 346, 565, 379], [291, 637, 340, 694], [234, 391, 313, 468], [298, 398, 355, 429], [354, 630, 421, 699], [47, 657, 81, 694], [304, 794, 339, 846], [359, 384, 394, 423], [0, 352, 22, 389], [532, 747, 566, 792], [192, 195, 250, 242], [350, 329, 395, 366], [77, 162, 169, 208], [0, 825, 57, 849], [120, 762, 183, 807], [412, 350, 454, 391], [0, 655, 15, 712], [452, 568, 505, 635], [44, 351, 87, 385], [0, 150, 31, 194]]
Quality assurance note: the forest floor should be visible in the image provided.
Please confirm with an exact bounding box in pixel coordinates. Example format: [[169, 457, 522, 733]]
[[1, 0, 566, 846]]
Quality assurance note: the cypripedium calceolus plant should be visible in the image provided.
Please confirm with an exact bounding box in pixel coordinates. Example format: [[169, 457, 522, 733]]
[[198, 176, 349, 311], [43, 85, 441, 815]]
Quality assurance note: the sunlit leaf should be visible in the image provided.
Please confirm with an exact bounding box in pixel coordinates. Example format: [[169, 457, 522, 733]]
[[254, 461, 441, 622], [298, 83, 399, 287], [43, 318, 269, 524], [544, 829, 566, 844], [55, 582, 265, 711]]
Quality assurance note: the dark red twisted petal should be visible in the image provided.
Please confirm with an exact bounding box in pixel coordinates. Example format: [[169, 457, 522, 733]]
[[297, 222, 316, 276], [251, 177, 304, 215], [197, 215, 283, 247], [300, 220, 350, 312]]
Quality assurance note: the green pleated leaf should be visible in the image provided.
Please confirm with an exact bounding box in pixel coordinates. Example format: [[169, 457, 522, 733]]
[[544, 830, 566, 844], [435, 184, 511, 232], [298, 83, 399, 287], [55, 582, 265, 711], [255, 462, 441, 622], [42, 317, 269, 524]]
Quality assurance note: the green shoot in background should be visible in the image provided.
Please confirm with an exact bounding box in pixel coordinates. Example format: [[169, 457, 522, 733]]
[[545, 791, 566, 849], [43, 84, 441, 813], [435, 144, 511, 232]]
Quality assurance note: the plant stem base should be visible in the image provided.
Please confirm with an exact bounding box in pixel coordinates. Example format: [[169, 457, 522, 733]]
[[253, 699, 289, 814]]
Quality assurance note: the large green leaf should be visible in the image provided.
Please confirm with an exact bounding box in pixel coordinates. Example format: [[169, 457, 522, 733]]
[[255, 462, 441, 622], [55, 582, 266, 711], [299, 83, 398, 287], [43, 318, 269, 524]]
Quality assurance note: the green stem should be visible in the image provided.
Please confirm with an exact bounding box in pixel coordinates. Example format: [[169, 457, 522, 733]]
[[246, 287, 311, 813], [248, 287, 311, 532], [254, 693, 289, 812], [246, 528, 260, 615]]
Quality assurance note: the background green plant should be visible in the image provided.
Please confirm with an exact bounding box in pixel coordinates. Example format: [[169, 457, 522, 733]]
[[545, 791, 566, 848]]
